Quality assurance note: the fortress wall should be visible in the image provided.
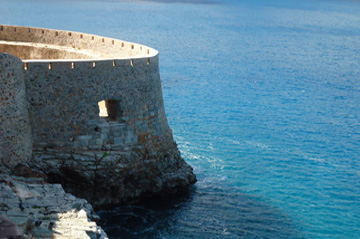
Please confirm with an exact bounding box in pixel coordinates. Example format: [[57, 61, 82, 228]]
[[0, 25, 173, 155], [0, 26, 196, 206], [0, 44, 96, 60], [0, 53, 32, 167], [24, 55, 174, 155], [0, 25, 156, 60]]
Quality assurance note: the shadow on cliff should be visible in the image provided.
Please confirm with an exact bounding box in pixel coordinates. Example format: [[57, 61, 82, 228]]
[[97, 184, 303, 239], [0, 164, 106, 239]]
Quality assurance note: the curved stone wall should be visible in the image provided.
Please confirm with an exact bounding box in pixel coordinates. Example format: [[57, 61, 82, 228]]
[[26, 56, 173, 155], [0, 25, 156, 60], [0, 25, 196, 206], [0, 53, 32, 167], [0, 25, 172, 154]]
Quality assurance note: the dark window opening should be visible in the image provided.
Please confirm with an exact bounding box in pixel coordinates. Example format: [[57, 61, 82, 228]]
[[98, 99, 123, 121]]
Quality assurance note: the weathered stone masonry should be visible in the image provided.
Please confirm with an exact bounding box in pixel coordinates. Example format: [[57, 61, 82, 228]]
[[0, 25, 196, 208], [0, 54, 32, 167]]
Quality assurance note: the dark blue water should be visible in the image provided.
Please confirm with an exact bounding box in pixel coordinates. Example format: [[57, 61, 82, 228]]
[[2, 0, 360, 238]]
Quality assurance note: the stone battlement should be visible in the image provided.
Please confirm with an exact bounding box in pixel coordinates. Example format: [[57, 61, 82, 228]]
[[0, 25, 156, 61], [0, 25, 196, 208]]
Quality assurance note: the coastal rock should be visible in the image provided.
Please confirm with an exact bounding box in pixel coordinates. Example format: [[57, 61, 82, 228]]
[[0, 215, 23, 239], [0, 173, 108, 239], [32, 143, 196, 208]]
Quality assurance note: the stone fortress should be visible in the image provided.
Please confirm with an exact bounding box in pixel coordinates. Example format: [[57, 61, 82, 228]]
[[0, 25, 196, 208]]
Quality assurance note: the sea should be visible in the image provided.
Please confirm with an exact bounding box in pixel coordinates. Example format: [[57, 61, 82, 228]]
[[1, 0, 360, 238]]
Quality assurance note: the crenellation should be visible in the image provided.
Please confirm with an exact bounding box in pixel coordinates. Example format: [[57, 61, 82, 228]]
[[0, 25, 155, 63]]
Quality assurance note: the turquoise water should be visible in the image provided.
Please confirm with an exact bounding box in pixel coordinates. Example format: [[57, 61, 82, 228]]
[[1, 0, 360, 238]]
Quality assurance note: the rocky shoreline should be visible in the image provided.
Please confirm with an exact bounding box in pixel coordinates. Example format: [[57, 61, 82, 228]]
[[0, 146, 196, 239], [0, 166, 108, 239], [30, 144, 196, 209]]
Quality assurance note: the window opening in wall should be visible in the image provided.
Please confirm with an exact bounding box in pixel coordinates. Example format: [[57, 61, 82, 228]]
[[98, 100, 108, 117], [98, 99, 122, 121]]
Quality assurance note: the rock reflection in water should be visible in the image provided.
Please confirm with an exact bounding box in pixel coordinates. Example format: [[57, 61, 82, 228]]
[[98, 185, 301, 239]]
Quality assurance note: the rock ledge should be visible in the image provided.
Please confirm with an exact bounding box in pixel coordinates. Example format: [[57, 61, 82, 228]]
[[0, 166, 108, 239]]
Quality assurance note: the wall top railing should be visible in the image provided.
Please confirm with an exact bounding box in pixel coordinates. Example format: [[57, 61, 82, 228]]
[[0, 25, 159, 70]]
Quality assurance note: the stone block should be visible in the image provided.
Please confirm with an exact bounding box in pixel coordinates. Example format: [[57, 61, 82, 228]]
[[32, 227, 54, 238], [96, 138, 104, 147], [6, 216, 29, 227], [78, 135, 92, 148], [114, 137, 124, 145], [132, 136, 138, 144], [100, 134, 108, 140], [73, 141, 80, 148], [125, 137, 133, 144], [14, 183, 41, 199]]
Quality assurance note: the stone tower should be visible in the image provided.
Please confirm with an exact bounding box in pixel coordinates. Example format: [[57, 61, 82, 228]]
[[0, 25, 196, 207], [0, 53, 32, 168]]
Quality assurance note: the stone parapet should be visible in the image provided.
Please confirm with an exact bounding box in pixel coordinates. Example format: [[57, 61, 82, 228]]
[[0, 25, 156, 60]]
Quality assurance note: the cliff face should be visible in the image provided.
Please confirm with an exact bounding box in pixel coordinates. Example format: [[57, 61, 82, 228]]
[[0, 168, 108, 239], [32, 144, 196, 208], [0, 25, 196, 208]]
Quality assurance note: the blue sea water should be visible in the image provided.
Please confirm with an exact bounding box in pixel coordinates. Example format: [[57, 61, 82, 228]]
[[1, 0, 360, 238]]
